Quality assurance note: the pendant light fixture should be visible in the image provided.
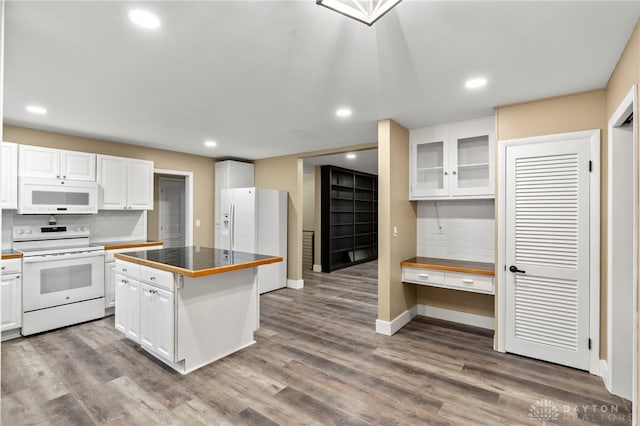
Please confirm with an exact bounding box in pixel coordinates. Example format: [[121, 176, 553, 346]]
[[316, 0, 403, 26]]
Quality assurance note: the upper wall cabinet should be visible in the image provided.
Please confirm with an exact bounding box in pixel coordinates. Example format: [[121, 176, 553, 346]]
[[1, 142, 18, 209], [97, 155, 154, 210], [410, 116, 495, 200], [19, 145, 96, 181]]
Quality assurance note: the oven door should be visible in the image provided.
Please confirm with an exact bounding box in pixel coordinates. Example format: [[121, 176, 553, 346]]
[[22, 251, 105, 312]]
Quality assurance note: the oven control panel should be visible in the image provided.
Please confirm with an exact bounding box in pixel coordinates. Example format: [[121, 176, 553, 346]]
[[13, 225, 91, 241]]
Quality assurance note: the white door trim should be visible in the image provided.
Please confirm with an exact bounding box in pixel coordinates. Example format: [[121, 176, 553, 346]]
[[154, 168, 194, 246], [497, 129, 601, 375], [606, 84, 638, 404]]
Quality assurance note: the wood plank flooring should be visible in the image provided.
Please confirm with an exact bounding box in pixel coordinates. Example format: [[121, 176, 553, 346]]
[[2, 261, 632, 425]]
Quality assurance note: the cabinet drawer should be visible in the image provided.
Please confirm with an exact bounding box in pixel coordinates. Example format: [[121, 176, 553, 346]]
[[402, 267, 445, 286], [140, 266, 174, 292], [115, 260, 140, 277], [1, 259, 21, 275], [445, 272, 493, 294]]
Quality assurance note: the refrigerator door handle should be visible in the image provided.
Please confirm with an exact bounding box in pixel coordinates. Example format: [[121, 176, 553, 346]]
[[230, 202, 235, 252]]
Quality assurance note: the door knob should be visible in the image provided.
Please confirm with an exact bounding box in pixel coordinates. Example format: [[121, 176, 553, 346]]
[[509, 265, 526, 274]]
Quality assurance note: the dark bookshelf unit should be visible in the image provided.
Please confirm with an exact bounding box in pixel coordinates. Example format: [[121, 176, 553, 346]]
[[321, 165, 378, 272]]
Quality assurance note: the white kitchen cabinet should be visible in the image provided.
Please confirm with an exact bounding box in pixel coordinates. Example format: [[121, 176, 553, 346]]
[[116, 259, 175, 362], [2, 142, 18, 209], [105, 243, 163, 311], [114, 272, 141, 342], [1, 258, 22, 333], [410, 116, 494, 200], [105, 262, 116, 308], [127, 159, 154, 209], [140, 283, 174, 362], [97, 155, 154, 210], [19, 145, 96, 181]]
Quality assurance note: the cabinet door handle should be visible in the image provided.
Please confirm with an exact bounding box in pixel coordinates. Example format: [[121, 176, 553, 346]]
[[150, 276, 156, 281], [452, 171, 457, 175], [418, 273, 429, 279], [443, 171, 448, 176], [462, 279, 474, 284]]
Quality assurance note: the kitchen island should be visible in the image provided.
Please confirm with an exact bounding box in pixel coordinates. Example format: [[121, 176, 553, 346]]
[[114, 246, 282, 374]]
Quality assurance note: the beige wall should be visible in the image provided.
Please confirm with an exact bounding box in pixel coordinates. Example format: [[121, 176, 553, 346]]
[[314, 166, 322, 268], [302, 171, 315, 231], [605, 19, 640, 409], [254, 155, 303, 281], [496, 90, 608, 358], [377, 119, 417, 322], [3, 125, 216, 246]]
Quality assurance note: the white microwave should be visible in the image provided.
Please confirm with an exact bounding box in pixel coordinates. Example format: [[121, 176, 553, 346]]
[[18, 177, 98, 214]]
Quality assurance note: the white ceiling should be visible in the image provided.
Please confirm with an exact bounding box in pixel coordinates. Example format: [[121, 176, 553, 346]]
[[4, 1, 639, 161], [303, 148, 378, 175]]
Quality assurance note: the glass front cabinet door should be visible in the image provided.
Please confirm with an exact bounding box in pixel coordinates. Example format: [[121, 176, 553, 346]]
[[410, 117, 494, 200]]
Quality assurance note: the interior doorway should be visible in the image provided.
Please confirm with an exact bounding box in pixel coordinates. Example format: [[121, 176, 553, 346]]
[[607, 85, 637, 402], [302, 149, 378, 273], [151, 169, 194, 247], [159, 177, 186, 248]]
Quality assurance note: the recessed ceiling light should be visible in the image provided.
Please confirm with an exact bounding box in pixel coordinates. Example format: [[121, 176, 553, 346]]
[[465, 77, 487, 90], [25, 105, 47, 115], [128, 10, 160, 29], [204, 140, 217, 148], [346, 153, 357, 159], [336, 108, 352, 118]]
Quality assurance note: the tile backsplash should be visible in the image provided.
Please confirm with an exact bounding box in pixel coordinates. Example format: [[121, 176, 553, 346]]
[[2, 210, 147, 249], [416, 199, 494, 263]]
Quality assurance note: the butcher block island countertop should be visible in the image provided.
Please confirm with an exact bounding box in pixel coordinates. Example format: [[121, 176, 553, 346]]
[[114, 246, 283, 277], [113, 246, 283, 374], [401, 256, 495, 276], [103, 240, 163, 251]]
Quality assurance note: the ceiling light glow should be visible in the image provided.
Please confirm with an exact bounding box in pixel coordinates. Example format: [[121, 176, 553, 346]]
[[465, 77, 487, 90], [26, 105, 47, 115], [317, 0, 404, 26], [128, 10, 160, 29], [204, 140, 217, 147], [346, 153, 357, 159], [336, 108, 352, 118]]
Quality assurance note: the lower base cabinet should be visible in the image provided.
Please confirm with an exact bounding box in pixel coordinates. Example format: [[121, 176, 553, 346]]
[[115, 260, 176, 363], [114, 273, 141, 342], [140, 283, 174, 362], [1, 259, 22, 335]]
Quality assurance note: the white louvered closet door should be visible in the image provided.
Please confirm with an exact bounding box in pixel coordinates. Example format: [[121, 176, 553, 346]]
[[505, 138, 591, 370]]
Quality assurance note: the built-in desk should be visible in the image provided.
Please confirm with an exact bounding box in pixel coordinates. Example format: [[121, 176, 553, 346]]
[[401, 257, 495, 295]]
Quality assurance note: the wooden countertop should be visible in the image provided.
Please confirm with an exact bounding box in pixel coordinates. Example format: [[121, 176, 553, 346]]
[[102, 241, 163, 251], [115, 246, 283, 278], [401, 257, 495, 276], [1, 250, 22, 260]]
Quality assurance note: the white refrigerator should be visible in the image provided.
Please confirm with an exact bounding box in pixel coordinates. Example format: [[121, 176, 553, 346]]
[[219, 187, 287, 294]]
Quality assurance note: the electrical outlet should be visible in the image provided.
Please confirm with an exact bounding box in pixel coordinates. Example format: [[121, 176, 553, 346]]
[[196, 219, 201, 227]]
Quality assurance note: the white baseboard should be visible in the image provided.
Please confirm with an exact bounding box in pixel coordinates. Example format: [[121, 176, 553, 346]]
[[287, 279, 304, 290], [600, 359, 610, 389], [1, 328, 21, 341], [376, 305, 418, 336], [375, 304, 494, 336], [417, 305, 494, 330], [312, 264, 322, 272]]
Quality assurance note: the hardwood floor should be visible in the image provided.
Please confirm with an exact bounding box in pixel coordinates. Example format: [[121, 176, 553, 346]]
[[2, 261, 632, 425]]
